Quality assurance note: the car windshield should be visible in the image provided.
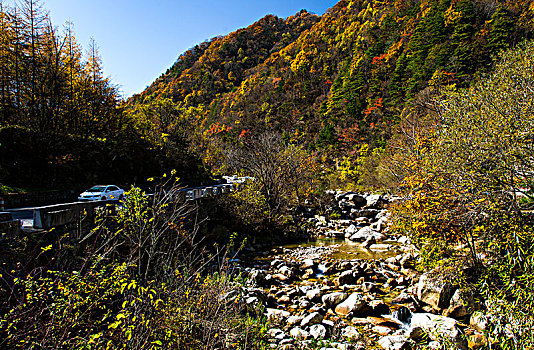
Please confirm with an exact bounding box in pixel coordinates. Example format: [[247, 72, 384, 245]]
[[87, 186, 106, 192]]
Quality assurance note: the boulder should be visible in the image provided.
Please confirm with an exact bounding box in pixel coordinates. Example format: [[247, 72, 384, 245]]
[[337, 270, 358, 285], [354, 209, 381, 219], [322, 292, 348, 308], [267, 328, 286, 340], [287, 315, 303, 327], [349, 226, 385, 242], [346, 193, 367, 208], [365, 194, 386, 209], [279, 345, 296, 350], [373, 325, 393, 336], [362, 236, 376, 249], [368, 300, 391, 316], [444, 288, 474, 318], [279, 266, 295, 279], [377, 335, 411, 350], [267, 308, 291, 324], [300, 312, 324, 328], [301, 259, 316, 270], [309, 324, 327, 339], [289, 327, 310, 340], [340, 326, 360, 341], [416, 271, 456, 310], [410, 313, 467, 349], [335, 292, 366, 317], [277, 295, 291, 304], [345, 224, 359, 236], [306, 288, 323, 301]]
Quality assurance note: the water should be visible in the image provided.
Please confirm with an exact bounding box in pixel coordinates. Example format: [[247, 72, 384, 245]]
[[279, 237, 401, 261]]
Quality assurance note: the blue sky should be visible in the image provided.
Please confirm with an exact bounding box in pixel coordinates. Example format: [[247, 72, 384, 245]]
[[37, 0, 338, 98]]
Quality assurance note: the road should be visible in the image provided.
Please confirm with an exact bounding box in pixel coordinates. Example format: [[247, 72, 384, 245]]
[[3, 176, 250, 230], [6, 208, 33, 228]]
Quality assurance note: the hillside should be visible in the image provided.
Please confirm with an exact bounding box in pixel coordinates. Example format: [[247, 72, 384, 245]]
[[127, 0, 534, 177]]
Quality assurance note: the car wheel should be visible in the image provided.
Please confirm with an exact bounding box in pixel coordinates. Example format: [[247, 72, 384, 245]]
[[119, 194, 124, 201], [101, 196, 106, 201]]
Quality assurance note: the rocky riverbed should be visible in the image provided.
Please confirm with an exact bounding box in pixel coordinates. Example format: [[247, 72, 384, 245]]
[[232, 192, 488, 349]]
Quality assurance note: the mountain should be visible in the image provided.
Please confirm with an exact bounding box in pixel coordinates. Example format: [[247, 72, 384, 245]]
[[127, 0, 534, 174]]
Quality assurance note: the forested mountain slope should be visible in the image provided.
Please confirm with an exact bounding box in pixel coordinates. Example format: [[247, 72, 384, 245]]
[[128, 0, 534, 176]]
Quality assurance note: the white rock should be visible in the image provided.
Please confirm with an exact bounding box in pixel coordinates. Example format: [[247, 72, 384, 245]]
[[309, 324, 327, 339], [345, 224, 358, 235]]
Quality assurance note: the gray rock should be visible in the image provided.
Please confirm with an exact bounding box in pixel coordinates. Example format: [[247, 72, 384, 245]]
[[298, 300, 311, 309], [362, 236, 376, 249], [338, 270, 358, 285], [289, 327, 310, 340], [377, 335, 410, 350], [322, 292, 348, 308], [279, 345, 296, 350], [410, 313, 467, 349], [365, 194, 385, 209], [322, 319, 335, 328], [309, 324, 327, 339], [416, 271, 456, 310], [267, 308, 291, 323], [340, 326, 360, 340], [444, 288, 473, 318], [301, 259, 316, 270], [345, 224, 358, 235], [349, 226, 384, 242], [328, 343, 356, 350], [287, 315, 303, 327], [300, 312, 324, 327], [267, 328, 284, 338], [306, 288, 323, 301], [335, 292, 366, 317], [279, 265, 295, 279], [267, 328, 286, 340], [346, 193, 367, 208]]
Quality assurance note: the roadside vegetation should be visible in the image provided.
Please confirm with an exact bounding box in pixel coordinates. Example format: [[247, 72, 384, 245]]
[[389, 41, 534, 349], [0, 182, 269, 349]]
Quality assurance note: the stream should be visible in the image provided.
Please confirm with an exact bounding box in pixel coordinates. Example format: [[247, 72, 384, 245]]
[[233, 192, 475, 350]]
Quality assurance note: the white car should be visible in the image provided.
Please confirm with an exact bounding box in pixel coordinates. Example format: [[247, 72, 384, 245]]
[[78, 185, 125, 201]]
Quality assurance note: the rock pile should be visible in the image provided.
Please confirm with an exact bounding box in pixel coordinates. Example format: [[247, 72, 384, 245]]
[[235, 192, 490, 349]]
